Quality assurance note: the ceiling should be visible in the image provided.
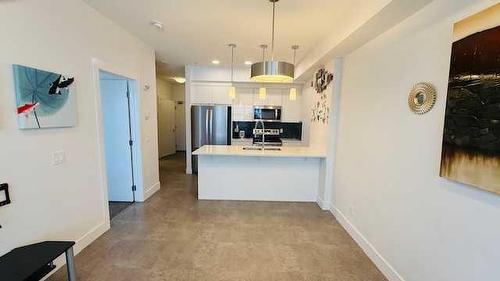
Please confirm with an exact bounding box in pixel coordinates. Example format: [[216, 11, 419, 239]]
[[84, 0, 373, 78]]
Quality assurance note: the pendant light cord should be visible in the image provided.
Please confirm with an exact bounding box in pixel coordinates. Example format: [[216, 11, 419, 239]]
[[291, 45, 299, 82], [231, 45, 234, 82], [229, 43, 236, 83], [271, 1, 276, 60]]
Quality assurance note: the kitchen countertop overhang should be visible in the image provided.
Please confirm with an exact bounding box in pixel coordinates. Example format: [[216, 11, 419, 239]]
[[193, 145, 326, 158]]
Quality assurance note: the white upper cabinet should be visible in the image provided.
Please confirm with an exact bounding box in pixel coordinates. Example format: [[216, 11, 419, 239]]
[[233, 88, 254, 106], [211, 84, 232, 105], [281, 88, 302, 122], [232, 88, 254, 121], [190, 82, 303, 122], [191, 83, 232, 105], [190, 84, 213, 104], [267, 88, 283, 106], [252, 87, 282, 106]]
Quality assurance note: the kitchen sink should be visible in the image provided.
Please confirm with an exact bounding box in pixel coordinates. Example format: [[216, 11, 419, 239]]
[[242, 146, 262, 151], [242, 146, 282, 151]]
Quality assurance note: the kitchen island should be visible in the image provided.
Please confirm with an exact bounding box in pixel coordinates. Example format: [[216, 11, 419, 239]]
[[192, 145, 326, 202]]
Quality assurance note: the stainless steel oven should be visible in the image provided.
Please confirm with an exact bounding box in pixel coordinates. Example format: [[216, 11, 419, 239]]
[[253, 106, 282, 121]]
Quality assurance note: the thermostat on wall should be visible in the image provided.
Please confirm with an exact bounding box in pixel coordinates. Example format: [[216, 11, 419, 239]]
[[0, 183, 11, 207]]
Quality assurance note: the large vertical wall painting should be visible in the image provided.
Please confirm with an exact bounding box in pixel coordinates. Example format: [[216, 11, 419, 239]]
[[440, 4, 500, 195], [13, 65, 76, 129]]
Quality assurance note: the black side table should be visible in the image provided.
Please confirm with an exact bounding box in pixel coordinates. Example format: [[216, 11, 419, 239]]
[[0, 241, 76, 281]]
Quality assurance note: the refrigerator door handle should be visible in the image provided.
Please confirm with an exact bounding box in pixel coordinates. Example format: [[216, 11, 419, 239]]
[[205, 109, 210, 145], [209, 108, 213, 145]]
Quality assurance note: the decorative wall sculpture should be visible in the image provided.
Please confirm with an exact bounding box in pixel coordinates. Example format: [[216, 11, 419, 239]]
[[311, 92, 329, 124], [13, 65, 76, 129], [408, 82, 437, 114], [439, 4, 500, 195], [314, 68, 333, 94], [311, 68, 333, 124]]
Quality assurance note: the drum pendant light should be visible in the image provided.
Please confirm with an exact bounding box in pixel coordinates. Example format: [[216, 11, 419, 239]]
[[228, 43, 236, 99], [250, 0, 294, 83]]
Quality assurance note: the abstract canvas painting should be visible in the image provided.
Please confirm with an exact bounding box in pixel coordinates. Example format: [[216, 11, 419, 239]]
[[440, 4, 500, 195], [13, 64, 76, 129]]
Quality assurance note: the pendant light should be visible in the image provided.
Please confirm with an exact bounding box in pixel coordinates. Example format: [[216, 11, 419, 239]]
[[250, 0, 294, 83], [289, 45, 299, 101], [258, 44, 267, 100], [228, 43, 237, 99]]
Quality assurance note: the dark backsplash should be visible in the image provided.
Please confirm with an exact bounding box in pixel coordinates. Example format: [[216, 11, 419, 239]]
[[232, 121, 302, 140]]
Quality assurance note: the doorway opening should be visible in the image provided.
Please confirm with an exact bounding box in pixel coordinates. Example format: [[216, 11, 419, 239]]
[[156, 76, 189, 195], [99, 70, 139, 219]]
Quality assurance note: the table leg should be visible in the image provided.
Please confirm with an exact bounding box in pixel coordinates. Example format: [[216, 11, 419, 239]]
[[65, 247, 76, 281]]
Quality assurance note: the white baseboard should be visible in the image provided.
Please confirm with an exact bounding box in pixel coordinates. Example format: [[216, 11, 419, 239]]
[[316, 197, 332, 210], [329, 205, 405, 281], [41, 221, 110, 280], [142, 181, 160, 201], [74, 221, 110, 254]]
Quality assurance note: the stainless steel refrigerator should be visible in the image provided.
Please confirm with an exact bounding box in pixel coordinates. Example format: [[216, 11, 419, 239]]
[[191, 105, 231, 173]]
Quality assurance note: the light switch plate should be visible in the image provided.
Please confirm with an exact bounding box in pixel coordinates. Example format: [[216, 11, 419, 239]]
[[52, 151, 66, 166]]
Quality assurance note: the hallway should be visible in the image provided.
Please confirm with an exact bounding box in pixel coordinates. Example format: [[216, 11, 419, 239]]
[[49, 152, 385, 281]]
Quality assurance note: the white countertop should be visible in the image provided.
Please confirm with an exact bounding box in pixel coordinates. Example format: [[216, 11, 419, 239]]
[[193, 145, 326, 158]]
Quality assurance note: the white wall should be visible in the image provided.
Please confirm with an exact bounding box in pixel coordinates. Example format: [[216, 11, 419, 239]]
[[332, 0, 500, 280], [0, 0, 159, 258], [172, 84, 186, 102], [157, 78, 174, 100], [301, 62, 334, 148], [300, 61, 342, 210]]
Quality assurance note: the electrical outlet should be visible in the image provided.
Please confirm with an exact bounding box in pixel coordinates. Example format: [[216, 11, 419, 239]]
[[349, 206, 355, 217], [52, 151, 66, 166]]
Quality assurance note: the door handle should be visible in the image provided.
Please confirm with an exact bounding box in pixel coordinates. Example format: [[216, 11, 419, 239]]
[[209, 109, 213, 144], [205, 109, 209, 145]]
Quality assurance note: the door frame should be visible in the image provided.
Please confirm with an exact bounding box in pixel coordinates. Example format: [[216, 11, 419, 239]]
[[91, 58, 144, 226]]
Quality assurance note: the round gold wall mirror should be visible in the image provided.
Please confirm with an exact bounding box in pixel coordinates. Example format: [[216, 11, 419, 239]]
[[408, 82, 437, 114]]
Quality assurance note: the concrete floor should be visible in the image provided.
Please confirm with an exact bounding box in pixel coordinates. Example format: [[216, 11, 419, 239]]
[[49, 152, 386, 281]]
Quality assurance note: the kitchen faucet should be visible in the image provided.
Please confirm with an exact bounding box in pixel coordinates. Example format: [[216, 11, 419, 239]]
[[254, 120, 265, 149]]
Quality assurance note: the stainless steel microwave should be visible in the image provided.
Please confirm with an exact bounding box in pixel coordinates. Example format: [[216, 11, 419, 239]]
[[254, 106, 282, 121]]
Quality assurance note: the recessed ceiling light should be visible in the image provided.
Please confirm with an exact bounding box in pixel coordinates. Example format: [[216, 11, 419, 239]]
[[212, 60, 220, 65], [150, 20, 164, 30], [172, 77, 186, 84], [244, 61, 252, 65]]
